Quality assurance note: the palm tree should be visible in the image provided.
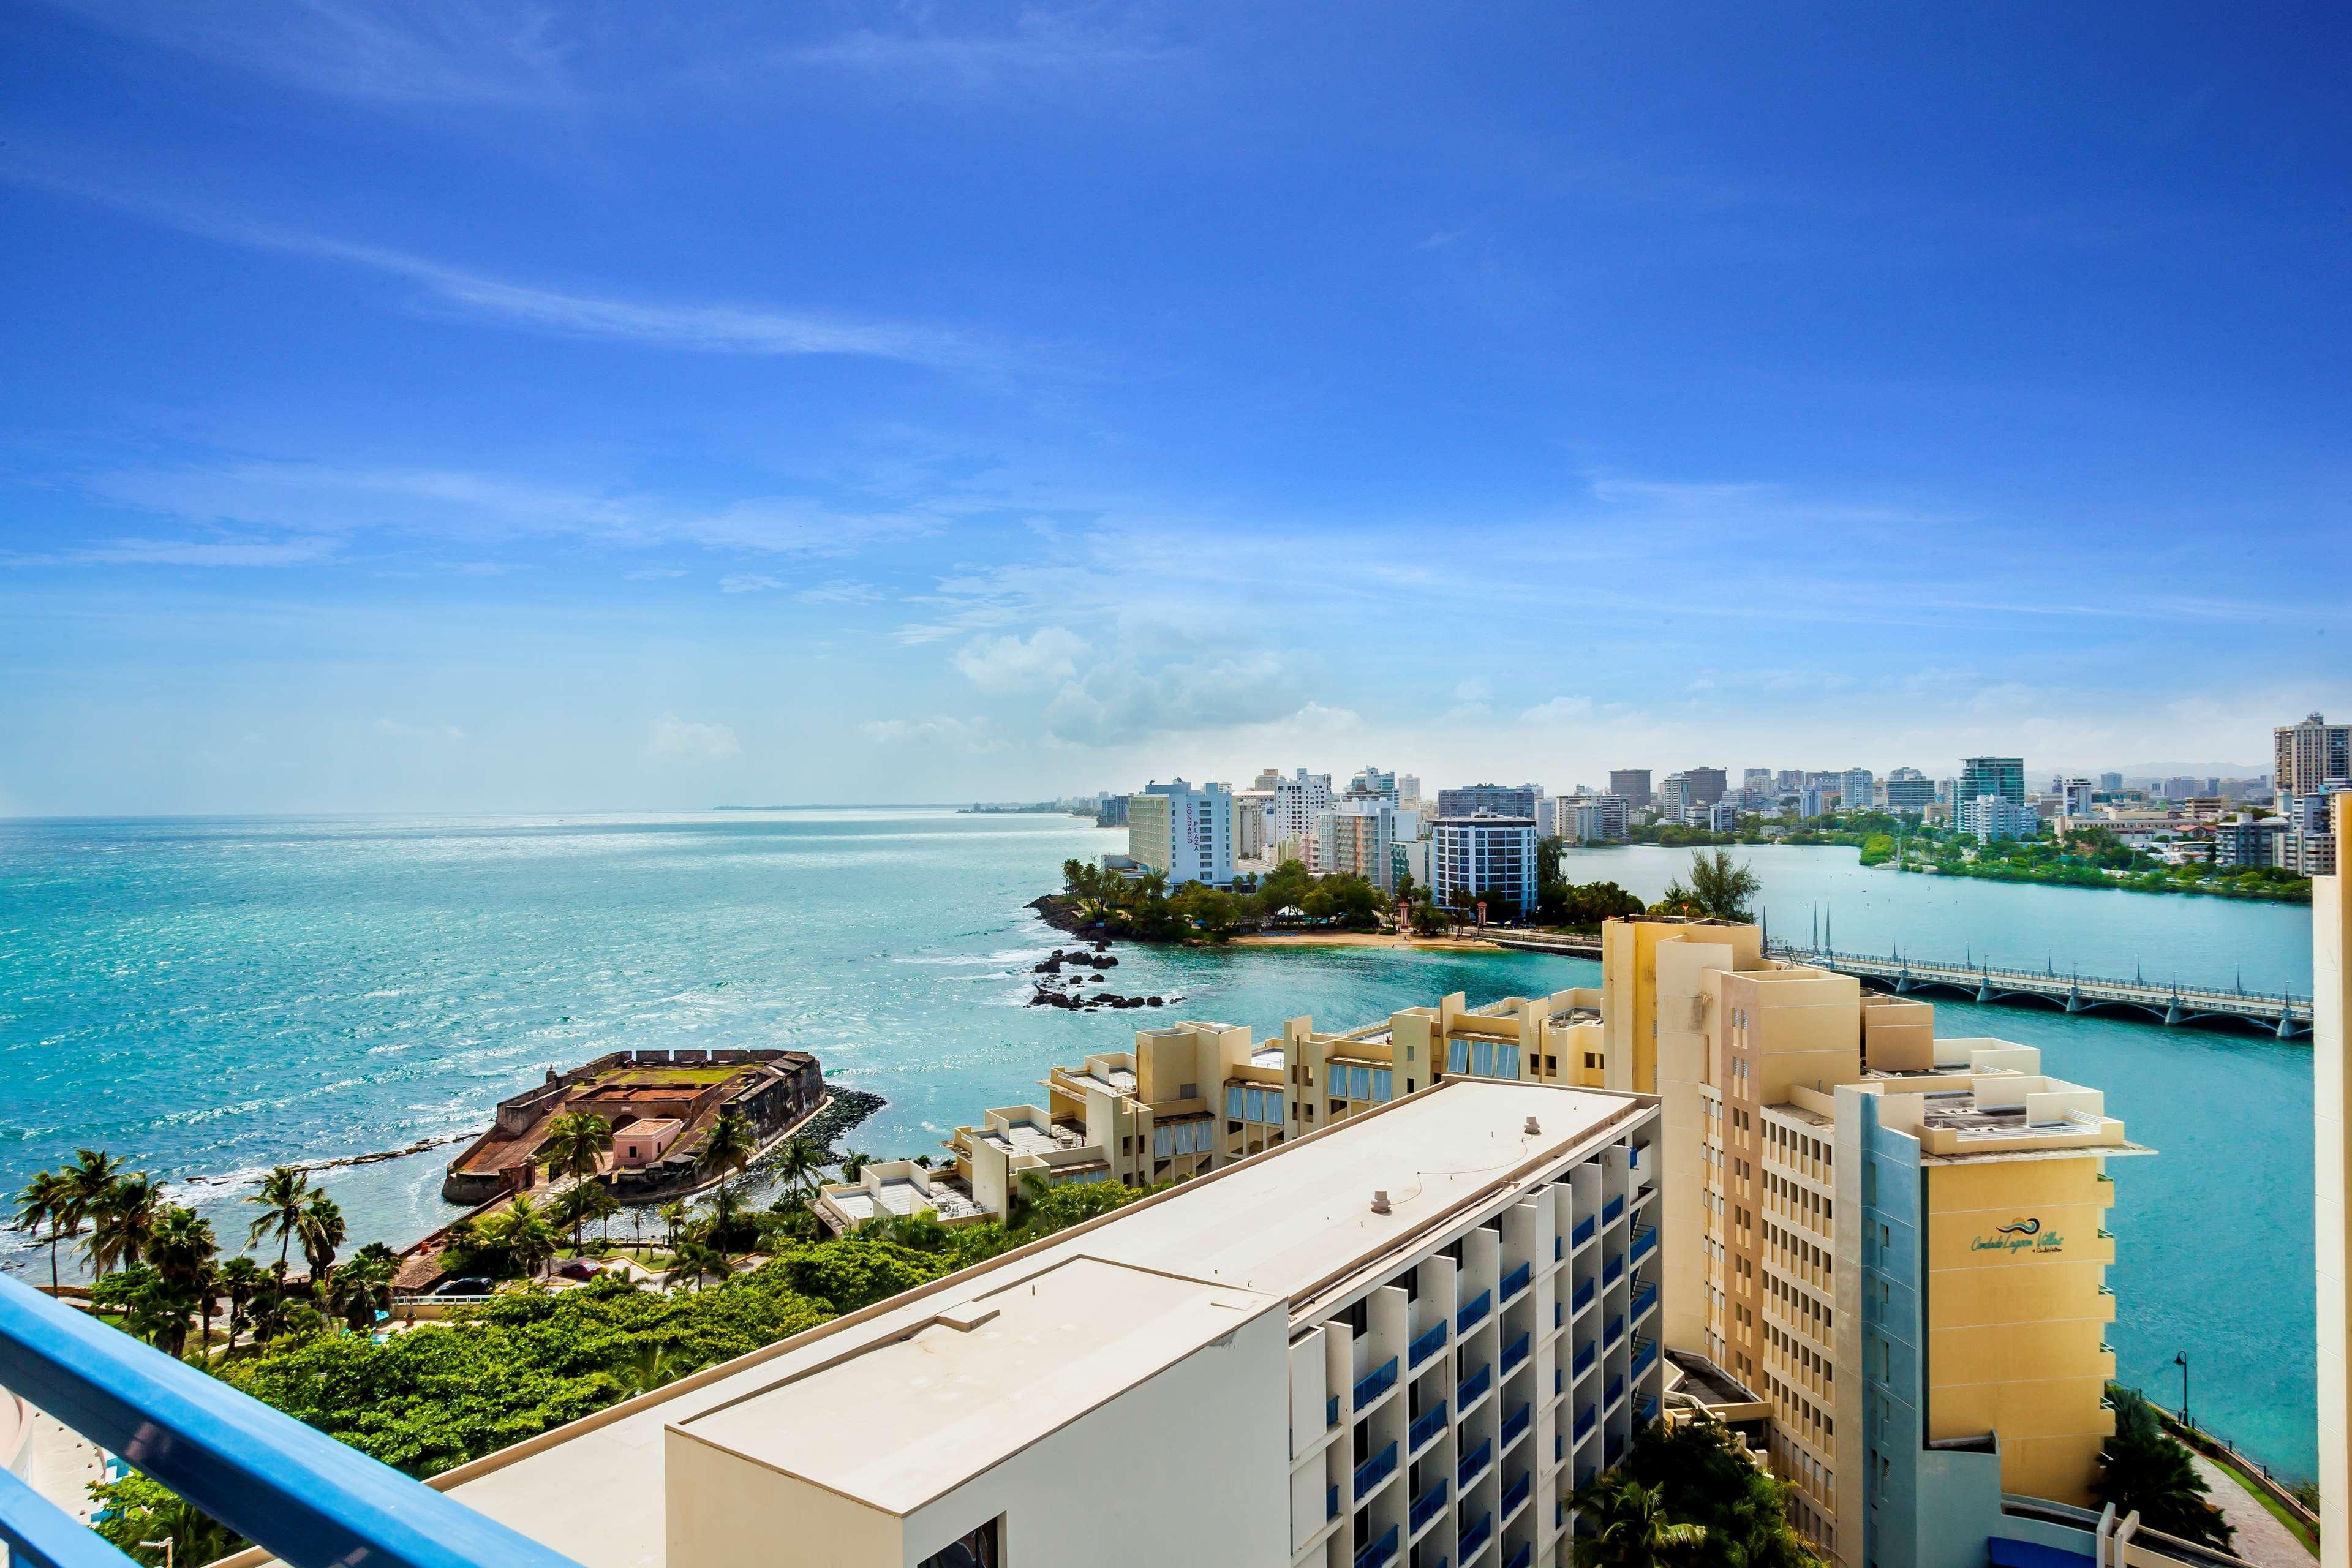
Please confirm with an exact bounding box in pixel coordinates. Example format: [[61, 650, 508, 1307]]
[[670, 1238, 728, 1292], [698, 1109, 760, 1214], [773, 1131, 826, 1202], [245, 1166, 313, 1271], [1570, 1477, 1708, 1568], [539, 1110, 614, 1189], [59, 1150, 127, 1272], [88, 1175, 162, 1277], [13, 1169, 80, 1292], [2095, 1390, 2235, 1550], [328, 1249, 397, 1330], [549, 1182, 602, 1255], [486, 1195, 559, 1280], [147, 1205, 219, 1354], [838, 1149, 872, 1182], [586, 1185, 623, 1249], [217, 1256, 266, 1353], [296, 1191, 346, 1284], [656, 1200, 690, 1255]]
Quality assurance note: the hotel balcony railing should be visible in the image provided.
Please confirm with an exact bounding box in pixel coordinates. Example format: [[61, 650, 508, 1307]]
[[1500, 1471, 1531, 1519], [1458, 1510, 1493, 1562], [1356, 1355, 1400, 1409], [1329, 1484, 1341, 1520], [1605, 1432, 1625, 1466], [1506, 1544, 1533, 1568], [1638, 1395, 1660, 1425], [1410, 1400, 1449, 1455], [1355, 1523, 1400, 1568], [1573, 1406, 1596, 1440], [1498, 1403, 1529, 1450], [0, 1273, 583, 1568], [1605, 1376, 1625, 1410], [1458, 1363, 1491, 1409], [1630, 1283, 1659, 1325], [1603, 1314, 1625, 1351], [1457, 1438, 1492, 1490], [1630, 1338, 1659, 1381], [1499, 1333, 1530, 1378], [1457, 1291, 1492, 1334], [1571, 1215, 1596, 1248], [1602, 1195, 1624, 1227], [1329, 1393, 1341, 1427], [1499, 1263, 1531, 1303], [1602, 1254, 1624, 1287], [1571, 1279, 1594, 1314], [1553, 1235, 1564, 1261], [1411, 1480, 1450, 1533], [1630, 1225, 1658, 1264], [1553, 1367, 1563, 1397], [1411, 1321, 1450, 1369], [1572, 1342, 1594, 1378], [1355, 1440, 1400, 1497]]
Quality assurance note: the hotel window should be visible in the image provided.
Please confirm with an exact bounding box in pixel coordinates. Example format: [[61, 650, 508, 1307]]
[[1226, 1085, 1246, 1119], [1449, 1039, 1471, 1074]]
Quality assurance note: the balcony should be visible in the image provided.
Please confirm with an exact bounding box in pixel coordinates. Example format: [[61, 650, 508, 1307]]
[[1605, 1376, 1625, 1410], [1412, 1480, 1451, 1533], [1630, 1283, 1658, 1325], [1506, 1544, 1532, 1568], [1572, 1279, 1594, 1314], [1411, 1400, 1450, 1455], [1357, 1523, 1401, 1568], [1329, 1393, 1341, 1427], [1501, 1471, 1531, 1520], [1602, 1194, 1624, 1227], [1329, 1483, 1341, 1520], [1499, 1403, 1530, 1451], [1630, 1338, 1659, 1381], [1356, 1439, 1401, 1497], [1572, 1341, 1594, 1378], [1630, 1225, 1657, 1264], [1412, 1321, 1451, 1368], [1571, 1215, 1596, 1248], [0, 1273, 584, 1568], [1573, 1406, 1596, 1440], [1555, 1236, 1564, 1261], [1457, 1438, 1493, 1489], [1458, 1363, 1492, 1409], [1602, 1254, 1624, 1287], [1603, 1314, 1625, 1351], [1638, 1395, 1660, 1425], [1459, 1511, 1493, 1561], [1499, 1263, 1531, 1303], [1499, 1333, 1531, 1378], [1605, 1432, 1625, 1466], [1357, 1355, 1400, 1409], [1457, 1291, 1493, 1333]]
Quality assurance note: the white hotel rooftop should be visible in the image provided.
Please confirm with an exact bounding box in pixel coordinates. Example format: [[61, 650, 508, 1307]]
[[363, 1076, 1667, 1568]]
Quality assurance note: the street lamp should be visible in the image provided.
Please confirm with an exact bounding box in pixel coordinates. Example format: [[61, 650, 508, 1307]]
[[2173, 1351, 2190, 1429]]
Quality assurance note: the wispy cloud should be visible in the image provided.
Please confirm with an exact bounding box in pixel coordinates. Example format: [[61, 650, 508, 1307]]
[[861, 714, 1001, 752], [0, 533, 342, 568], [374, 717, 466, 741], [718, 573, 782, 594], [795, 579, 883, 605], [647, 714, 739, 761]]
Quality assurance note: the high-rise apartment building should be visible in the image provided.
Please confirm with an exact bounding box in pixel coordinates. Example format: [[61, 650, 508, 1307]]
[[2316, 794, 2349, 1568], [2279, 712, 2352, 797], [1956, 794, 2039, 843], [1684, 767, 1728, 806], [2099, 772, 2124, 791], [1883, 769, 1935, 814], [431, 1076, 1670, 1568], [1398, 773, 1423, 812], [1348, 766, 1400, 804], [1438, 783, 1540, 818], [1559, 794, 1630, 844], [2061, 778, 2095, 816], [1956, 757, 2025, 807], [1658, 773, 1692, 820], [1273, 769, 1333, 866], [1233, 787, 1276, 859], [1838, 769, 1874, 812], [1126, 778, 1234, 885], [1433, 813, 1539, 916], [1317, 801, 1420, 892], [1608, 769, 1653, 811]]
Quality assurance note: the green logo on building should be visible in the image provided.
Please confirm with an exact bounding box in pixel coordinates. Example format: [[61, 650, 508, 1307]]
[[1973, 1218, 2063, 1255]]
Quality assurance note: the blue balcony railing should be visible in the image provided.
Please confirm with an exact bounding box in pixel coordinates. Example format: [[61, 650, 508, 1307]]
[[1605, 1376, 1625, 1409], [1507, 1541, 1533, 1568], [1639, 1395, 1660, 1425], [1501, 1470, 1531, 1518], [1412, 1320, 1450, 1368], [1459, 1511, 1493, 1561], [1631, 1338, 1659, 1381], [1630, 1283, 1658, 1325], [1355, 1439, 1400, 1496], [1573, 1405, 1596, 1439], [1499, 1403, 1529, 1450], [0, 1273, 584, 1568], [1555, 1235, 1564, 1261], [1553, 1301, 1563, 1330], [1572, 1341, 1594, 1377], [1329, 1483, 1341, 1520], [1499, 1262, 1531, 1303], [1602, 1194, 1624, 1226], [1606, 1431, 1625, 1466], [1604, 1314, 1625, 1350], [1553, 1366, 1563, 1396], [1499, 1332, 1531, 1378], [1412, 1480, 1450, 1532], [1356, 1523, 1400, 1568], [1602, 1254, 1624, 1287], [1458, 1363, 1491, 1408], [1356, 1355, 1400, 1409], [1411, 1400, 1449, 1453], [1630, 1225, 1657, 1264], [1572, 1279, 1594, 1314], [1329, 1393, 1340, 1427], [1571, 1215, 1596, 1248], [1457, 1291, 1491, 1333], [1457, 1438, 1493, 1489]]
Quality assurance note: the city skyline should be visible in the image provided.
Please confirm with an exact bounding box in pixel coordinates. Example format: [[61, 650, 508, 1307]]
[[3, 4, 2347, 814]]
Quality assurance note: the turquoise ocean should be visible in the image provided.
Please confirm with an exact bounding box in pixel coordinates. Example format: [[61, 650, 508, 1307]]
[[0, 812, 2318, 1479]]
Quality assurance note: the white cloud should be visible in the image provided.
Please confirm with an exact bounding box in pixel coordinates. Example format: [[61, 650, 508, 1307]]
[[1521, 696, 1594, 725], [648, 715, 740, 761], [626, 566, 688, 581], [373, 718, 466, 741], [1, 533, 341, 568], [861, 715, 1000, 752], [796, 579, 883, 605], [1043, 653, 1298, 747], [953, 626, 1087, 695], [719, 573, 783, 594]]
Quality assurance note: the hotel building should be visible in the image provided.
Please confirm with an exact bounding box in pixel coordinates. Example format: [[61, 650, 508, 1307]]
[[1124, 778, 1235, 886], [1316, 799, 1421, 892], [1433, 813, 1539, 916], [382, 1078, 1672, 1568]]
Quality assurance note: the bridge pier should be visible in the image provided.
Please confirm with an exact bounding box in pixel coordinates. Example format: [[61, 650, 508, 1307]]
[[2163, 1000, 2184, 1026], [1976, 981, 1996, 1003], [2065, 984, 2084, 1014]]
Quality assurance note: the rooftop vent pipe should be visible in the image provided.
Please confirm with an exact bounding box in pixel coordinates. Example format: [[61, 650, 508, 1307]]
[[1371, 1189, 1392, 1215]]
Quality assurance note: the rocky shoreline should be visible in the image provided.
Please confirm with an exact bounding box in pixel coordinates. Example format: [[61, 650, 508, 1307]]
[[1022, 935, 1169, 1011]]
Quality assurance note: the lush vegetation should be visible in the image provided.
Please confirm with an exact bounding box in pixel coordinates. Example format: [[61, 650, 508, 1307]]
[[1057, 856, 1386, 940], [1649, 850, 1762, 923], [1572, 1416, 1825, 1568], [1529, 839, 1648, 930], [2094, 1389, 2236, 1551]]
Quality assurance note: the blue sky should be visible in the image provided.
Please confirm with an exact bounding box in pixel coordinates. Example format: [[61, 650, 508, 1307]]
[[2, 2, 2345, 812]]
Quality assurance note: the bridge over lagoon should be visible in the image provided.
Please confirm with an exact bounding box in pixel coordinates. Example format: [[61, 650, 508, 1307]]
[[1765, 943, 2312, 1038]]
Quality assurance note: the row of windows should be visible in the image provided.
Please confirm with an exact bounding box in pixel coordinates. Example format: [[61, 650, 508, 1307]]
[[1763, 1116, 1833, 1177], [1223, 1084, 1282, 1123], [1764, 1170, 1834, 1236], [1152, 1119, 1215, 1158], [1445, 1039, 1523, 1080]]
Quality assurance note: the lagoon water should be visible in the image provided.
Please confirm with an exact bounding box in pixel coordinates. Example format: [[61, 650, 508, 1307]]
[[0, 812, 2318, 1479]]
